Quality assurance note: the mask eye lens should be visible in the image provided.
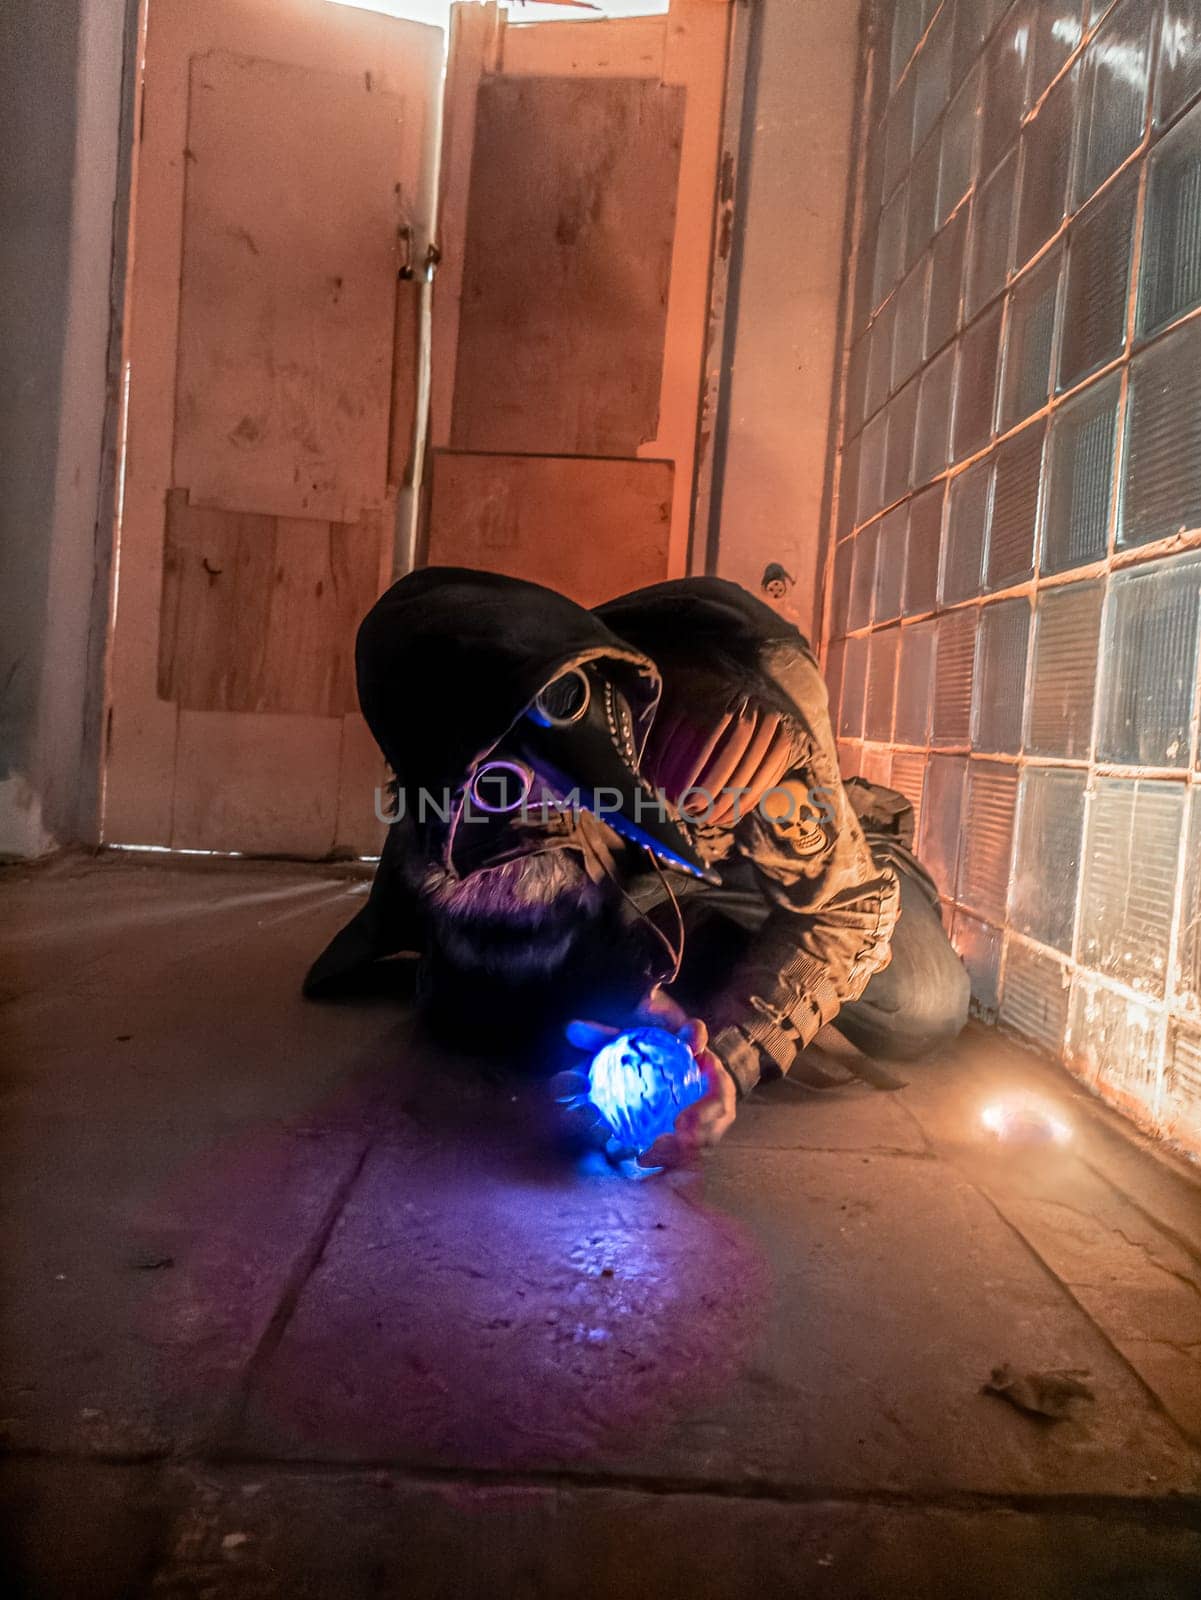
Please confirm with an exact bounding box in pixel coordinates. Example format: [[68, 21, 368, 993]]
[[468, 759, 533, 814], [531, 666, 591, 728]]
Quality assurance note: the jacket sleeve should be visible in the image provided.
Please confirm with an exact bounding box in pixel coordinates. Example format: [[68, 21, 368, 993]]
[[707, 640, 900, 1095]]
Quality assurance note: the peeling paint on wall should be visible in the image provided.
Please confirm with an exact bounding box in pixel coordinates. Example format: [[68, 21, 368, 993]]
[[0, 776, 57, 861]]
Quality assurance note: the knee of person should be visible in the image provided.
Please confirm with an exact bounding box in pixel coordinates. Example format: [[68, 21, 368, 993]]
[[860, 951, 970, 1061], [909, 954, 971, 1048]]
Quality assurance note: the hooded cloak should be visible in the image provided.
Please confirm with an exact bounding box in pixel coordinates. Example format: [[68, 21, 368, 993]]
[[305, 569, 665, 1008], [356, 567, 660, 840]]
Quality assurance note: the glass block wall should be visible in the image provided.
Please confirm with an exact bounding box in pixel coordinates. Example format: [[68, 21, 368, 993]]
[[823, 0, 1201, 1154]]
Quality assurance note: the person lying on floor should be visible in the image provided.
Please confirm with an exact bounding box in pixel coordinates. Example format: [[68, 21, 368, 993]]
[[305, 568, 969, 1162]]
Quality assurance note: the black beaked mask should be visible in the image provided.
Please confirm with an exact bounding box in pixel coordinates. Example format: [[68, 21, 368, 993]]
[[451, 664, 717, 884]]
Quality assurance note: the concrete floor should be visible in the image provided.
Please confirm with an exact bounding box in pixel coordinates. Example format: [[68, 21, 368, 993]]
[[2, 853, 1201, 1598]]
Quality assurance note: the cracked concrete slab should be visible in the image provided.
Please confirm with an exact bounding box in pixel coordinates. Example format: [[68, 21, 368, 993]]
[[0, 1120, 371, 1456], [4, 855, 1201, 1596], [889, 1028, 1201, 1445], [654, 1147, 1198, 1495], [142, 1467, 1201, 1600], [229, 1097, 1198, 1496], [0, 856, 392, 1454]]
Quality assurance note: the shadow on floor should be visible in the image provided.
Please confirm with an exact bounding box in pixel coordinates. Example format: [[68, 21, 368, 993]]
[[2, 853, 1200, 1597]]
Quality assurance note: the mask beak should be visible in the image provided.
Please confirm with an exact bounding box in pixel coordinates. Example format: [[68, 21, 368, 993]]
[[508, 666, 722, 886], [579, 774, 721, 885], [516, 736, 720, 884]]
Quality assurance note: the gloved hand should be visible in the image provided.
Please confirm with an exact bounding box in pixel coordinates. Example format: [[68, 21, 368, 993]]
[[556, 988, 737, 1167]]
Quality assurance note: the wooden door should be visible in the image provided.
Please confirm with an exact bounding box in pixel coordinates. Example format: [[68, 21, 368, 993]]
[[103, 0, 441, 857], [426, 0, 731, 606]]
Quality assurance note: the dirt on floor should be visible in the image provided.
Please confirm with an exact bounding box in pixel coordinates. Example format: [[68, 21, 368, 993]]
[[2, 852, 1200, 1597]]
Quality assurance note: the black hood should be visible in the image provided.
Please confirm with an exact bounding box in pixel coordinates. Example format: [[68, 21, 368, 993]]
[[357, 567, 660, 801], [595, 576, 813, 725], [596, 576, 810, 669], [356, 568, 716, 880]]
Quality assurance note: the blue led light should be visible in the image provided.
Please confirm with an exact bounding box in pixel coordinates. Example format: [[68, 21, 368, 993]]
[[586, 1026, 706, 1154]]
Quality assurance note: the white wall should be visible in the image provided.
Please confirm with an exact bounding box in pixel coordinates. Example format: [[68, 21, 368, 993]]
[[0, 0, 130, 856], [709, 0, 862, 642]]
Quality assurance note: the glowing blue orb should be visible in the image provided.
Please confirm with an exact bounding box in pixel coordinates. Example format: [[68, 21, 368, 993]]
[[586, 1026, 705, 1154]]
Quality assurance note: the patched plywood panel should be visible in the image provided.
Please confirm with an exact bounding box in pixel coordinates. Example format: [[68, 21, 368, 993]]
[[158, 491, 381, 717], [174, 51, 404, 521], [103, 0, 440, 856], [450, 74, 685, 456], [172, 710, 343, 858], [426, 451, 672, 607]]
